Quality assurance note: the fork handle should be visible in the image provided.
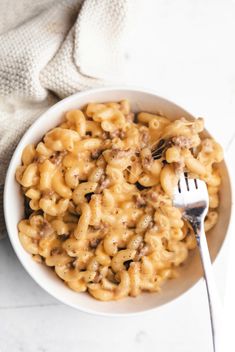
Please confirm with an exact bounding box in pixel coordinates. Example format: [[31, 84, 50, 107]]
[[197, 226, 223, 352]]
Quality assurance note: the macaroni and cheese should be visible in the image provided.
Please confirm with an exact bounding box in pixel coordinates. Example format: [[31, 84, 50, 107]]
[[16, 100, 223, 301]]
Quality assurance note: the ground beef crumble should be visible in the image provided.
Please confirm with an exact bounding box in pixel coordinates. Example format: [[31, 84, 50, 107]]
[[95, 175, 110, 193], [90, 238, 101, 249], [133, 194, 146, 207], [172, 136, 193, 149], [91, 149, 102, 160], [49, 151, 67, 165], [41, 189, 54, 198], [92, 272, 102, 283], [50, 247, 64, 256], [174, 161, 185, 176], [139, 128, 149, 148], [39, 219, 54, 237], [109, 130, 126, 139], [135, 244, 150, 261]]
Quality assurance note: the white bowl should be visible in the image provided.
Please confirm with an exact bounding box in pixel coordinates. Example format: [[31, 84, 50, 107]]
[[4, 87, 232, 316]]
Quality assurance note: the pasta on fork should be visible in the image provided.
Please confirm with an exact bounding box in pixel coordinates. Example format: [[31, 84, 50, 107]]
[[16, 100, 223, 301]]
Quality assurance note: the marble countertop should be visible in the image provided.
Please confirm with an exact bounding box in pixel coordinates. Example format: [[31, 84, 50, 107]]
[[1, 1, 235, 351]]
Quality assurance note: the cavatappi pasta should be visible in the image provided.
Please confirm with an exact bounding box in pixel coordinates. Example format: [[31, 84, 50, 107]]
[[16, 100, 223, 301]]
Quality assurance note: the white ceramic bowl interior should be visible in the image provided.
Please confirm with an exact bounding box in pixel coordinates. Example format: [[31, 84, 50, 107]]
[[4, 87, 232, 316]]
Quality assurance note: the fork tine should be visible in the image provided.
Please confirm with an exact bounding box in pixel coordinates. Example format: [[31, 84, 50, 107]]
[[178, 174, 188, 193], [187, 178, 197, 191], [184, 172, 189, 191], [177, 180, 181, 193], [180, 173, 203, 193], [196, 179, 208, 192], [173, 175, 209, 218]]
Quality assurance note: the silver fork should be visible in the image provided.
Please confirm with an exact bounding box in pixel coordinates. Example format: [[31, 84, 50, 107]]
[[173, 173, 223, 352]]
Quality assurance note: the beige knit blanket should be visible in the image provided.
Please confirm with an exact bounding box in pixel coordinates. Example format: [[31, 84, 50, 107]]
[[0, 0, 136, 238]]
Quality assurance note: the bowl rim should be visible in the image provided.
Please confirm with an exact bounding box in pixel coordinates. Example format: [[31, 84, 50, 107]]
[[3, 85, 233, 317]]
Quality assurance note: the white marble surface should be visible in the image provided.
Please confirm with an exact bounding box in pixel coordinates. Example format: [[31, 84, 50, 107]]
[[1, 0, 235, 351]]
